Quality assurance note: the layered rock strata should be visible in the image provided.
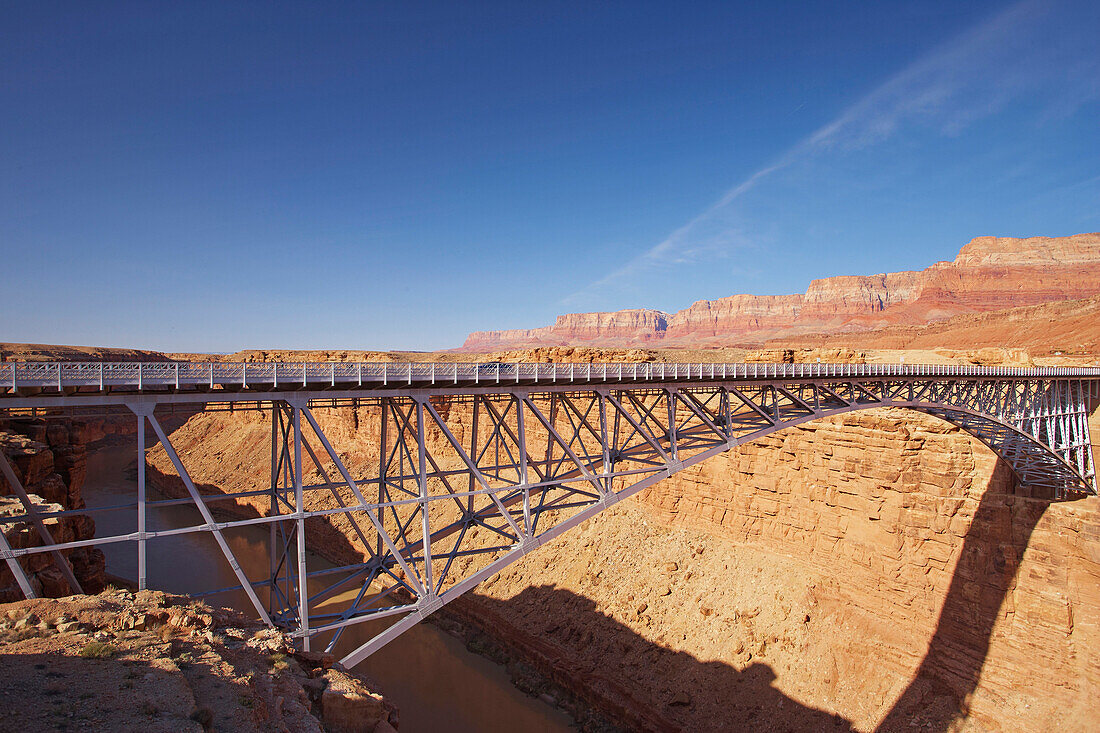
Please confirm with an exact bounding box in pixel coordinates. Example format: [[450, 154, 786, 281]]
[[787, 294, 1100, 357], [462, 233, 1100, 349], [0, 421, 106, 601], [137, 385, 1100, 731], [454, 410, 1100, 731], [0, 343, 168, 362], [462, 309, 669, 350]]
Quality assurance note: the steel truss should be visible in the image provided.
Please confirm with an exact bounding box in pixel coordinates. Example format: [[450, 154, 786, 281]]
[[2, 366, 1098, 669]]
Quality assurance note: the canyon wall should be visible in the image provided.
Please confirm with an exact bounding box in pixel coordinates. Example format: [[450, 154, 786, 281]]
[[0, 420, 107, 601], [462, 233, 1100, 349], [135, 380, 1100, 731], [0, 343, 169, 362], [788, 294, 1100, 357], [454, 410, 1100, 731]]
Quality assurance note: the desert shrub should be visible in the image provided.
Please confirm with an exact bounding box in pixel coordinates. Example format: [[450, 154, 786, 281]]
[[78, 641, 116, 659]]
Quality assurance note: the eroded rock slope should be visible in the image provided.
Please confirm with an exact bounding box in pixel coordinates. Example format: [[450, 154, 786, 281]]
[[0, 589, 398, 732]]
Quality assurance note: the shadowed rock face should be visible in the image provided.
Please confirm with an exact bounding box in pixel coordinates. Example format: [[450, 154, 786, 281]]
[[1, 421, 107, 601], [461, 233, 1100, 349]]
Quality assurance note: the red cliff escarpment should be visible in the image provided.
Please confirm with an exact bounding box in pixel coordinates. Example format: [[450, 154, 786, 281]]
[[800, 270, 926, 323], [464, 309, 668, 350], [460, 233, 1100, 349], [953, 234, 1100, 266], [551, 309, 668, 341], [663, 294, 803, 341], [786, 295, 1100, 356]]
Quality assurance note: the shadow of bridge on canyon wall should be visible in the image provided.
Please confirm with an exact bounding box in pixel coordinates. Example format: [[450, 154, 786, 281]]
[[452, 583, 854, 732], [878, 462, 1057, 732], [452, 460, 1061, 732]]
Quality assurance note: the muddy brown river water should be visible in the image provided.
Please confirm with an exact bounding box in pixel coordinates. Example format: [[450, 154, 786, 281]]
[[85, 446, 574, 733]]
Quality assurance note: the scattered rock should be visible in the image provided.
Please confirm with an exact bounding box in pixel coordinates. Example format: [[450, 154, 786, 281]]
[[668, 690, 692, 707], [321, 668, 387, 732], [0, 590, 396, 733]]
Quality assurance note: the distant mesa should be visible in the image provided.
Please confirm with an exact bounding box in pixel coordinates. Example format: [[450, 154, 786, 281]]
[[459, 233, 1100, 350]]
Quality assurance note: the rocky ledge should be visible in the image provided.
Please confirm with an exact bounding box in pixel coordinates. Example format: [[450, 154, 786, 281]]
[[0, 589, 397, 732]]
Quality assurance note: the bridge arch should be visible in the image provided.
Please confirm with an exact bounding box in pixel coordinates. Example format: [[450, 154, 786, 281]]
[[331, 384, 1096, 665], [1, 361, 1097, 668]]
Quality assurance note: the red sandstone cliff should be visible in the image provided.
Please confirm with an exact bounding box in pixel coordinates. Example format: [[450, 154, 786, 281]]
[[461, 233, 1100, 349], [464, 309, 668, 350]]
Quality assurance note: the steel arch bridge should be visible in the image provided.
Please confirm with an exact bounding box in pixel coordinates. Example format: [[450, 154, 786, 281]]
[[1, 360, 1097, 667]]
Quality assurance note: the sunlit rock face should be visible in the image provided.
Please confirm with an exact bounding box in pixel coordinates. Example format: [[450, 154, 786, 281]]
[[461, 232, 1100, 349], [454, 410, 1100, 732], [137, 378, 1100, 731], [463, 309, 668, 350]]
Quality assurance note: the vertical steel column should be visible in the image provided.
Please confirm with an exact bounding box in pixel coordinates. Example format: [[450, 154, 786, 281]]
[[136, 413, 147, 591], [611, 389, 623, 463], [468, 396, 478, 515], [268, 404, 281, 616], [544, 393, 558, 480], [292, 403, 310, 651], [666, 389, 678, 460], [598, 391, 612, 495], [515, 394, 531, 534], [416, 399, 434, 596], [377, 397, 388, 558]]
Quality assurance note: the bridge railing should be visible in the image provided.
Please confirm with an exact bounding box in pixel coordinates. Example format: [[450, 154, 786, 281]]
[[2, 360, 1099, 393]]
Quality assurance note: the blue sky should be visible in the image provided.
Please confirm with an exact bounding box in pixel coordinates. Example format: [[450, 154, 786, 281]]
[[2, 1, 1098, 352]]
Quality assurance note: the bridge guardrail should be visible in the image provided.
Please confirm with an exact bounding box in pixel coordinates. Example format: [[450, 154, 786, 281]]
[[2, 360, 1100, 394]]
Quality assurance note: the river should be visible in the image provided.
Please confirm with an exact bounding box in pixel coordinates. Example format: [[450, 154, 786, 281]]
[[84, 445, 574, 733]]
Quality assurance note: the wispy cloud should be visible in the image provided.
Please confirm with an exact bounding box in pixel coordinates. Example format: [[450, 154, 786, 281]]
[[563, 0, 1099, 308]]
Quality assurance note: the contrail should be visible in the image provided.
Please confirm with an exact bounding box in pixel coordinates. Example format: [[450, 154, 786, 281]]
[[563, 0, 1094, 307]]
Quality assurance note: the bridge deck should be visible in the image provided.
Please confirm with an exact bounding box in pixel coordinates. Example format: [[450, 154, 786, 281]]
[[2, 359, 1099, 664], [3, 360, 1099, 401]]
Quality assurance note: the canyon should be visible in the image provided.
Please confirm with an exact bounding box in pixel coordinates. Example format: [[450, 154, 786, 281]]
[[3, 231, 1100, 731], [4, 339, 1100, 730], [117, 344, 1096, 732], [462, 233, 1100, 350]]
